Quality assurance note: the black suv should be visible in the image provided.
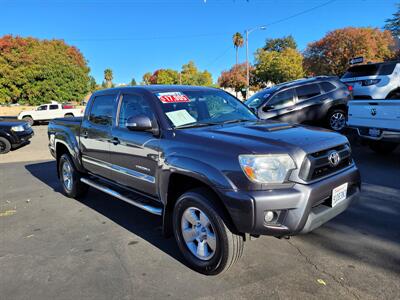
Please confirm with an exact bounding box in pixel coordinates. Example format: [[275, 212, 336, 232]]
[[0, 118, 34, 154], [245, 76, 352, 131]]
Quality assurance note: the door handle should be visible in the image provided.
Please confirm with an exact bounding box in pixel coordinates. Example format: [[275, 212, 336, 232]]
[[286, 107, 295, 111], [110, 137, 120, 145]]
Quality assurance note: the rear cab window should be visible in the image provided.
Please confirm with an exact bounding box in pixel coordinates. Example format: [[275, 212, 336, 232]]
[[295, 84, 321, 101], [88, 94, 115, 126], [342, 63, 396, 78]]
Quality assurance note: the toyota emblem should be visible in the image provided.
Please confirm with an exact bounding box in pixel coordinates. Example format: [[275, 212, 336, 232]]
[[328, 150, 340, 167], [371, 108, 377, 116]]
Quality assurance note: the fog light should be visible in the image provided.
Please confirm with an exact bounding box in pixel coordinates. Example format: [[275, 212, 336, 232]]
[[264, 211, 276, 223]]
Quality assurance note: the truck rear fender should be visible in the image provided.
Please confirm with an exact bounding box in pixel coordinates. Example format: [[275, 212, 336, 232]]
[[53, 130, 85, 175]]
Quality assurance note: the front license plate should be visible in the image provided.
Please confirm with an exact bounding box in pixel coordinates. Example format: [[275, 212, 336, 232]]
[[332, 183, 348, 207], [369, 128, 381, 137]]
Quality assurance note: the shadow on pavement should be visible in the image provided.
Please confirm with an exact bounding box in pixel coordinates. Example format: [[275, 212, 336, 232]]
[[24, 160, 185, 267]]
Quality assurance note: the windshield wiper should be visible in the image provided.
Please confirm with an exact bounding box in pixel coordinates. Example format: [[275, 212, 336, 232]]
[[220, 119, 252, 124], [174, 122, 219, 129]]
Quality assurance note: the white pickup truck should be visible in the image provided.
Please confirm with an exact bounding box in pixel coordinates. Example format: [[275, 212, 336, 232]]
[[17, 102, 84, 125], [347, 100, 400, 154]]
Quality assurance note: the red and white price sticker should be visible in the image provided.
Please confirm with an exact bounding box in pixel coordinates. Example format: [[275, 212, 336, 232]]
[[157, 92, 190, 103]]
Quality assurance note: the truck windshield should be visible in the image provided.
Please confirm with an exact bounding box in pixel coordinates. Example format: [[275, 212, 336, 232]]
[[154, 90, 257, 128]]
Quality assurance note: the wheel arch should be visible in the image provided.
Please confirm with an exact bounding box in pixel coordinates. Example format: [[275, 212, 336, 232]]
[[386, 88, 400, 99], [161, 171, 239, 238]]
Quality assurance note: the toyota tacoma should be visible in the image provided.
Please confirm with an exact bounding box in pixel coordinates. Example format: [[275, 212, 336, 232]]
[[48, 86, 360, 275]]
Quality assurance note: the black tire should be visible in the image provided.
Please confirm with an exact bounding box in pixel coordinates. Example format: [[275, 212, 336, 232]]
[[369, 141, 398, 154], [327, 109, 347, 131], [64, 113, 74, 118], [173, 188, 244, 275], [22, 116, 34, 126], [387, 93, 400, 100], [58, 153, 88, 198], [0, 137, 11, 154]]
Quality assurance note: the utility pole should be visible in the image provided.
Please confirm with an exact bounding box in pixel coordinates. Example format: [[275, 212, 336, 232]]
[[245, 26, 266, 99]]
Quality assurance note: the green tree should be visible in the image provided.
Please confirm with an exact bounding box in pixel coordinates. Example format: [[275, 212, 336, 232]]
[[304, 27, 395, 76], [384, 4, 400, 37], [254, 48, 304, 85], [181, 61, 213, 86], [263, 35, 297, 52], [232, 32, 244, 65], [130, 78, 137, 86], [0, 35, 90, 105], [104, 68, 113, 88], [89, 76, 97, 92]]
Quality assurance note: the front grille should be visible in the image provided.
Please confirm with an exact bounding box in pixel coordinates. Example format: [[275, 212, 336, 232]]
[[299, 144, 353, 182]]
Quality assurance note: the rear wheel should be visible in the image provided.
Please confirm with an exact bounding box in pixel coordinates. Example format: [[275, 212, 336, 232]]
[[64, 113, 74, 118], [173, 188, 244, 275], [58, 153, 88, 198], [369, 141, 398, 154], [0, 137, 11, 154], [22, 116, 34, 126], [327, 109, 346, 131]]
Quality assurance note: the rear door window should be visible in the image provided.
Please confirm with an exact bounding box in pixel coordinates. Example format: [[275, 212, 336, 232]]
[[295, 84, 321, 101], [266, 89, 295, 109], [320, 82, 336, 93], [89, 95, 115, 126], [49, 104, 58, 110]]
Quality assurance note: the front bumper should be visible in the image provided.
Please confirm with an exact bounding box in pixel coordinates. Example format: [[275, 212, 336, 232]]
[[10, 130, 34, 147], [218, 165, 360, 236]]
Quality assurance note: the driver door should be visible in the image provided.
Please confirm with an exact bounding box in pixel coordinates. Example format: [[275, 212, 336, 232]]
[[109, 92, 159, 197], [258, 88, 299, 123]]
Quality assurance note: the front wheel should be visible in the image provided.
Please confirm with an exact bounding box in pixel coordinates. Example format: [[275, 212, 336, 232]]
[[58, 153, 88, 198], [369, 141, 398, 154], [327, 109, 346, 131], [173, 188, 244, 275], [0, 137, 11, 154]]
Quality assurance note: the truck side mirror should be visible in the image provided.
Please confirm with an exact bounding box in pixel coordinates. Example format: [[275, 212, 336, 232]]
[[126, 115, 152, 131], [262, 105, 275, 112]]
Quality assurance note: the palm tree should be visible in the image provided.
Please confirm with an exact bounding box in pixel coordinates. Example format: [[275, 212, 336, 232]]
[[104, 68, 113, 88], [232, 32, 244, 66]]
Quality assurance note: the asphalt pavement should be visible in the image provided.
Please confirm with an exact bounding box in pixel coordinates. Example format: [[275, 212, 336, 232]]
[[0, 126, 399, 299]]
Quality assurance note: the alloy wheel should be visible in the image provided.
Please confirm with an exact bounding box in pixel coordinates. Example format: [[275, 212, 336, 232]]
[[181, 207, 217, 261], [62, 160, 73, 191], [330, 112, 346, 131]]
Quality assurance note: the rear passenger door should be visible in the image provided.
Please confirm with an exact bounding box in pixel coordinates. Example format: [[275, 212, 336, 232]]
[[80, 94, 117, 180], [259, 89, 298, 123], [294, 83, 324, 124]]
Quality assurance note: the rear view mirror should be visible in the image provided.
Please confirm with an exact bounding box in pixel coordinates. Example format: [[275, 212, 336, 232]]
[[126, 115, 152, 131]]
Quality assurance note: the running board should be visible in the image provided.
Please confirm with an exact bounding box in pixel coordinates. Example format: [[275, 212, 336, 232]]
[[80, 178, 162, 216]]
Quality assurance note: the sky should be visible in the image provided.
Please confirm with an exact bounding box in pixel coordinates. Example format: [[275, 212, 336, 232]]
[[0, 0, 397, 85]]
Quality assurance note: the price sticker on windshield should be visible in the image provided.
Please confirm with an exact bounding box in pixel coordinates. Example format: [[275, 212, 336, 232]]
[[156, 92, 190, 103]]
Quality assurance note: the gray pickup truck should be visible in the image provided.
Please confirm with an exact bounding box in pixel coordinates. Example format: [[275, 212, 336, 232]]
[[48, 86, 361, 275]]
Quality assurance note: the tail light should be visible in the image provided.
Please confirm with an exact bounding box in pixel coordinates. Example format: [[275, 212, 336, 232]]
[[347, 85, 353, 92]]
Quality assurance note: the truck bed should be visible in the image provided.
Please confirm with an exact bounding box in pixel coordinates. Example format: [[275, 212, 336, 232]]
[[348, 100, 400, 131]]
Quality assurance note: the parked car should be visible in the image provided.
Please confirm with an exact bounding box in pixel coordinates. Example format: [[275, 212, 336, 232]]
[[348, 99, 399, 154], [341, 61, 400, 99], [0, 118, 34, 154], [48, 86, 360, 275], [245, 76, 352, 131], [18, 102, 84, 125]]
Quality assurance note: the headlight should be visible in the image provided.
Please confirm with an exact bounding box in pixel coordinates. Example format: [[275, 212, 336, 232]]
[[11, 125, 25, 132], [361, 79, 380, 86], [239, 154, 296, 184]]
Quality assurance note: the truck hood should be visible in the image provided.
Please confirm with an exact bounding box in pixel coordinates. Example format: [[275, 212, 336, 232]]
[[179, 120, 348, 156]]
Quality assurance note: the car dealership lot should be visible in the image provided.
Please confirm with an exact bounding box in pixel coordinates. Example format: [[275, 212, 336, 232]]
[[0, 126, 399, 299]]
